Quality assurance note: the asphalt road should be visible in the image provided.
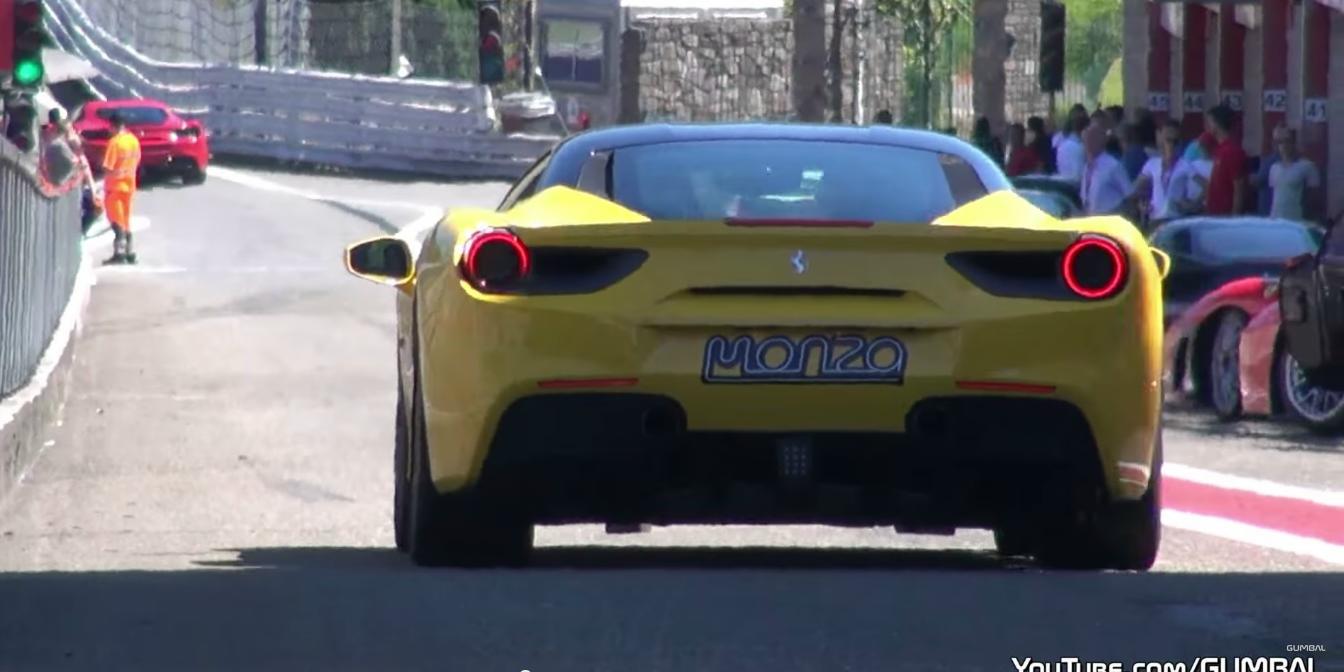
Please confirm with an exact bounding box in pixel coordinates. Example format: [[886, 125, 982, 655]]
[[0, 166, 1341, 672]]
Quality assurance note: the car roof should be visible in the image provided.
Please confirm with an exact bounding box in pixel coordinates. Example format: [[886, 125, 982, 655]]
[[85, 99, 170, 109], [557, 122, 983, 153], [1155, 216, 1314, 232], [543, 122, 1011, 192]]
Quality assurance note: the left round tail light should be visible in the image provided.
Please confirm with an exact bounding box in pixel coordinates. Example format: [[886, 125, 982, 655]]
[[458, 228, 532, 290], [1061, 234, 1127, 300]]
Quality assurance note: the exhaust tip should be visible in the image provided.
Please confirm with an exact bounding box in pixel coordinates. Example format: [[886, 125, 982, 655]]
[[642, 406, 683, 438], [911, 404, 950, 438]]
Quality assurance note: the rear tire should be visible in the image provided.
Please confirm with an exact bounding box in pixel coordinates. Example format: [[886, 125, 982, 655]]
[[182, 165, 206, 185], [1277, 348, 1344, 434], [405, 374, 532, 568], [393, 390, 411, 552], [1036, 434, 1162, 571], [992, 526, 1034, 557], [1209, 311, 1248, 420]]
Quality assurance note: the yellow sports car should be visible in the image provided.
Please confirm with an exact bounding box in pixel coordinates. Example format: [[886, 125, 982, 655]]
[[344, 124, 1170, 570]]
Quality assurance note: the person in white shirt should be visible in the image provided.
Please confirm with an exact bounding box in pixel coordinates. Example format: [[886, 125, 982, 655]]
[[1054, 107, 1090, 183], [1080, 123, 1133, 216], [1267, 126, 1320, 221], [1130, 120, 1182, 224], [1168, 135, 1215, 217]]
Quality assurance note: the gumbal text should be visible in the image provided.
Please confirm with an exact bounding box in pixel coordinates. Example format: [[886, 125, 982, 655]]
[[1012, 658, 1317, 672]]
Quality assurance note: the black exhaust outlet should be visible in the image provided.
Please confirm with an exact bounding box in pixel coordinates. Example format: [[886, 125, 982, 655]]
[[642, 406, 684, 437], [911, 403, 951, 438]]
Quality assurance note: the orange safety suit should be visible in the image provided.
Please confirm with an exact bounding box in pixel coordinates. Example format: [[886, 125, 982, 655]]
[[102, 129, 141, 231]]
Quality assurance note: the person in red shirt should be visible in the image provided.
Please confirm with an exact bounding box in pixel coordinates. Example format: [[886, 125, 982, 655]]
[[1004, 122, 1042, 176], [1203, 104, 1247, 215]]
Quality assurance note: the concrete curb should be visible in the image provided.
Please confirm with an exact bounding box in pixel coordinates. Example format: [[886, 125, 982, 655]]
[[0, 248, 97, 507]]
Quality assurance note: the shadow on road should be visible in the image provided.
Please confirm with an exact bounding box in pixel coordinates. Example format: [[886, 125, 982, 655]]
[[1163, 407, 1344, 454], [1, 545, 1341, 671], [192, 544, 1017, 572]]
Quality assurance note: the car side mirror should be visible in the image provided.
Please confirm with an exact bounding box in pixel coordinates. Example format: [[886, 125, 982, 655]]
[[1150, 247, 1171, 280], [345, 236, 414, 285]]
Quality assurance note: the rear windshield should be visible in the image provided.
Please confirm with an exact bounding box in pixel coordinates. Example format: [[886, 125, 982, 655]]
[[93, 106, 168, 125], [610, 139, 988, 222], [1193, 224, 1318, 260]]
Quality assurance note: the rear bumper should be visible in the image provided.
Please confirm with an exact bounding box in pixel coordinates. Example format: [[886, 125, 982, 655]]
[[467, 393, 1109, 527]]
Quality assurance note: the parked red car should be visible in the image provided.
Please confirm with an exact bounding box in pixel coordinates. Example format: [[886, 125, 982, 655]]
[[1163, 275, 1344, 431], [73, 98, 209, 185]]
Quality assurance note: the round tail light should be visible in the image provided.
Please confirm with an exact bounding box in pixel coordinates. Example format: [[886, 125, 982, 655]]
[[459, 228, 531, 290], [1062, 235, 1127, 299]]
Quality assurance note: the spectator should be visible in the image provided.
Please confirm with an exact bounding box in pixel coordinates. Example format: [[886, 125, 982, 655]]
[[1005, 122, 1042, 176], [1267, 126, 1320, 222], [1203, 104, 1247, 215], [1120, 123, 1149, 180], [942, 127, 959, 137], [874, 109, 894, 124], [1251, 129, 1281, 216], [1055, 105, 1089, 182], [1131, 120, 1183, 225], [1092, 108, 1122, 158], [1170, 134, 1216, 216], [971, 116, 1004, 166], [39, 110, 78, 186], [1081, 122, 1133, 216], [1106, 105, 1126, 129], [1026, 116, 1055, 174]]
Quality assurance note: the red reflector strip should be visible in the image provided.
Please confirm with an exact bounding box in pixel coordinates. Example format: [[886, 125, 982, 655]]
[[725, 218, 874, 228], [955, 380, 1056, 394], [537, 377, 639, 389]]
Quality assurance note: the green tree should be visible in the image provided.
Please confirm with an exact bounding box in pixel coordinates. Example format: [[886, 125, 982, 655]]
[[874, 0, 970, 128], [1064, 0, 1123, 99]]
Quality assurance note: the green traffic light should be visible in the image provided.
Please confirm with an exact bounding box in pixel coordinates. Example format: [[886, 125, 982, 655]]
[[13, 59, 43, 87]]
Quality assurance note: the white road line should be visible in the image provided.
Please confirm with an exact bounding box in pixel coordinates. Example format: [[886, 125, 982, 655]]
[[1164, 462, 1344, 508], [1162, 509, 1344, 566], [210, 166, 444, 243]]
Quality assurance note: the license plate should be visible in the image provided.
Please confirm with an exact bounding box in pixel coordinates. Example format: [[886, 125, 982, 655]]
[[701, 333, 907, 384]]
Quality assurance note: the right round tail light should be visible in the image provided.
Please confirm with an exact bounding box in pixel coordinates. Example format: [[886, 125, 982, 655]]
[[458, 228, 531, 290], [1061, 234, 1127, 300]]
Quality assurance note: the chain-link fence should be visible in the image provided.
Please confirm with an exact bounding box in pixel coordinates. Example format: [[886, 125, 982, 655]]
[[0, 144, 83, 399], [72, 0, 480, 80]]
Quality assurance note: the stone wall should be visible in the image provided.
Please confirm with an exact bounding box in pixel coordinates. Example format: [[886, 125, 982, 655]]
[[629, 9, 902, 124], [1004, 0, 1049, 124]]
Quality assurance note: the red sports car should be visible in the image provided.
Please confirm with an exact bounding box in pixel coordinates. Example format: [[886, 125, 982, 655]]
[[74, 98, 209, 185], [1163, 275, 1344, 431]]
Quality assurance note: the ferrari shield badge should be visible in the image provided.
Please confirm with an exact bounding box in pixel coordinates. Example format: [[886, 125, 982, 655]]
[[791, 250, 807, 274]]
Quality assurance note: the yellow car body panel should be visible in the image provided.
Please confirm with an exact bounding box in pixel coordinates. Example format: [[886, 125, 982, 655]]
[[395, 186, 1164, 501]]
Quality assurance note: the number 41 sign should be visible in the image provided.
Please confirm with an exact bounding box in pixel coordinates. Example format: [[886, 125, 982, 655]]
[[1305, 98, 1327, 123]]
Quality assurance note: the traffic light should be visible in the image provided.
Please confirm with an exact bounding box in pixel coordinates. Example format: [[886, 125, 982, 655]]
[[1039, 0, 1065, 94], [478, 1, 504, 85], [11, 0, 45, 89]]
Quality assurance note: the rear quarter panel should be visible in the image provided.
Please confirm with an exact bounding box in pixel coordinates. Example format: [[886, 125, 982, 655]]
[[1162, 276, 1274, 394]]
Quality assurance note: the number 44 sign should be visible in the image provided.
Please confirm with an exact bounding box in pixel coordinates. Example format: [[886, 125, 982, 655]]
[[1305, 98, 1327, 123]]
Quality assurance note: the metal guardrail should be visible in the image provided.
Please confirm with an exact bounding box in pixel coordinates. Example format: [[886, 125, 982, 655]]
[[44, 0, 556, 180], [0, 142, 83, 399]]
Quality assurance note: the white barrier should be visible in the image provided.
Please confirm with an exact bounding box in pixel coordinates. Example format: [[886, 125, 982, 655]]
[[43, 0, 556, 179]]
